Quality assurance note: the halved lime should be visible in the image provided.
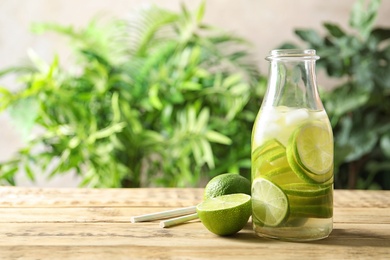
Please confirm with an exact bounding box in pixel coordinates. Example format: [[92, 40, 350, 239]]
[[251, 177, 289, 227], [196, 193, 251, 236]]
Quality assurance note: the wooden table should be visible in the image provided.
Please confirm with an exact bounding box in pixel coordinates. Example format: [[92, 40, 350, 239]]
[[0, 187, 389, 259]]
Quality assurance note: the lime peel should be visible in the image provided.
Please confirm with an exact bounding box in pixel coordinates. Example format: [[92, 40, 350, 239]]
[[203, 173, 251, 199]]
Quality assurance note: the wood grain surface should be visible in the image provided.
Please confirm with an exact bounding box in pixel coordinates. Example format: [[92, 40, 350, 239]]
[[0, 187, 389, 259]]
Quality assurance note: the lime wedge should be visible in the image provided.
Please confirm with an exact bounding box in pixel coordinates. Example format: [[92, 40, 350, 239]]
[[196, 194, 251, 236], [252, 177, 289, 227]]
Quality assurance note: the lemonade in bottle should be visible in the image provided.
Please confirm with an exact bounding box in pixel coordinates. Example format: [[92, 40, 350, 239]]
[[251, 49, 333, 241]]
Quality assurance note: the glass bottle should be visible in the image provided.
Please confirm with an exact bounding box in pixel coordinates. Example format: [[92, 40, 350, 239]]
[[251, 49, 333, 241]]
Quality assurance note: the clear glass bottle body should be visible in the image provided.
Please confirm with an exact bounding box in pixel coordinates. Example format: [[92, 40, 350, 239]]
[[251, 50, 333, 241]]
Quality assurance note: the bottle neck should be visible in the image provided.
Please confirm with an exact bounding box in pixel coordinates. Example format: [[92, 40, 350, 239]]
[[262, 57, 324, 111]]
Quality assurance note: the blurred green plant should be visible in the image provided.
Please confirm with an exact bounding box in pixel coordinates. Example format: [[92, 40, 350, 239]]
[[0, 2, 264, 187], [282, 0, 390, 189]]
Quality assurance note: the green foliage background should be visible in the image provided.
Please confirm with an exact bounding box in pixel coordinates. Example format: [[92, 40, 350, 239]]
[[1, 0, 389, 189], [282, 0, 390, 189], [0, 3, 264, 187]]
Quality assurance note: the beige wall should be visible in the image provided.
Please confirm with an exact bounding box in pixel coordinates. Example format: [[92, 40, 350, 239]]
[[1, 0, 390, 187]]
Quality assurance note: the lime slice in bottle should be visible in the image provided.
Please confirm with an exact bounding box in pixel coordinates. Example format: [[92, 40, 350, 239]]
[[287, 122, 333, 184], [196, 193, 251, 236], [263, 166, 302, 186], [294, 123, 333, 174], [252, 139, 285, 164], [282, 183, 332, 197], [252, 139, 291, 180], [251, 177, 289, 227], [290, 204, 333, 219], [287, 147, 333, 184], [282, 183, 333, 219]]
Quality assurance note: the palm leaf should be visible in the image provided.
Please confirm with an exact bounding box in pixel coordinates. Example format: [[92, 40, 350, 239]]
[[125, 5, 179, 56]]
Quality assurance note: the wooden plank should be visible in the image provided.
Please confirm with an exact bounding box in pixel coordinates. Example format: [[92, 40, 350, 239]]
[[1, 222, 389, 246], [0, 188, 389, 208], [0, 223, 388, 259], [0, 188, 388, 259], [334, 208, 390, 224], [0, 207, 388, 224], [0, 245, 389, 260], [334, 190, 390, 208], [0, 187, 203, 208], [0, 207, 172, 223]]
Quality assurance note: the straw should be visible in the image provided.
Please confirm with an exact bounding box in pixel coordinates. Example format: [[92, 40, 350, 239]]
[[130, 206, 197, 223], [159, 213, 199, 228]]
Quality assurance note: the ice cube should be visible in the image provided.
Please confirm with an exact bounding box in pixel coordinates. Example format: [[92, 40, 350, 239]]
[[252, 121, 281, 148], [264, 122, 281, 137], [261, 107, 282, 123], [285, 108, 309, 126]]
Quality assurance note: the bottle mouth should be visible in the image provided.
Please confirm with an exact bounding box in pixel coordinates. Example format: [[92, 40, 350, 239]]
[[266, 49, 320, 61]]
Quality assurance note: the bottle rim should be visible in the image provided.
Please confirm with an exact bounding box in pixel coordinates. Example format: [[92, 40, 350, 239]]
[[266, 49, 320, 61]]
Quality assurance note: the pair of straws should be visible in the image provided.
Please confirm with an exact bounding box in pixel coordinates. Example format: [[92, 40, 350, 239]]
[[130, 206, 198, 228]]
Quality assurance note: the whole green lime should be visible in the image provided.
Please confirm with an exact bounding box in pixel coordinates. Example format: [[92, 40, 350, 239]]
[[203, 173, 251, 199]]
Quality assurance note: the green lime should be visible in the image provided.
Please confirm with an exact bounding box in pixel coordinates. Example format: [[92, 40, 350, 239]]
[[283, 183, 333, 219], [287, 143, 333, 184], [251, 177, 289, 227], [252, 139, 284, 159], [263, 166, 302, 186], [287, 194, 332, 208], [252, 139, 285, 163], [286, 123, 333, 184], [294, 123, 333, 174], [196, 193, 252, 236], [257, 146, 286, 163], [282, 183, 332, 197], [252, 139, 291, 180], [203, 173, 251, 199], [290, 205, 333, 219]]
